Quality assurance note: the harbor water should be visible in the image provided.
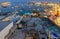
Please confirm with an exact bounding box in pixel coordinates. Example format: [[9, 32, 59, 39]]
[[0, 0, 60, 38]]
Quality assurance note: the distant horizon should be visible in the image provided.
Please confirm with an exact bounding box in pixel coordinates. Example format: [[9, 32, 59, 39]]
[[0, 0, 60, 3]]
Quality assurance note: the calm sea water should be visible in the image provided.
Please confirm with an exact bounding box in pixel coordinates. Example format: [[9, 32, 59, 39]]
[[0, 0, 60, 13]]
